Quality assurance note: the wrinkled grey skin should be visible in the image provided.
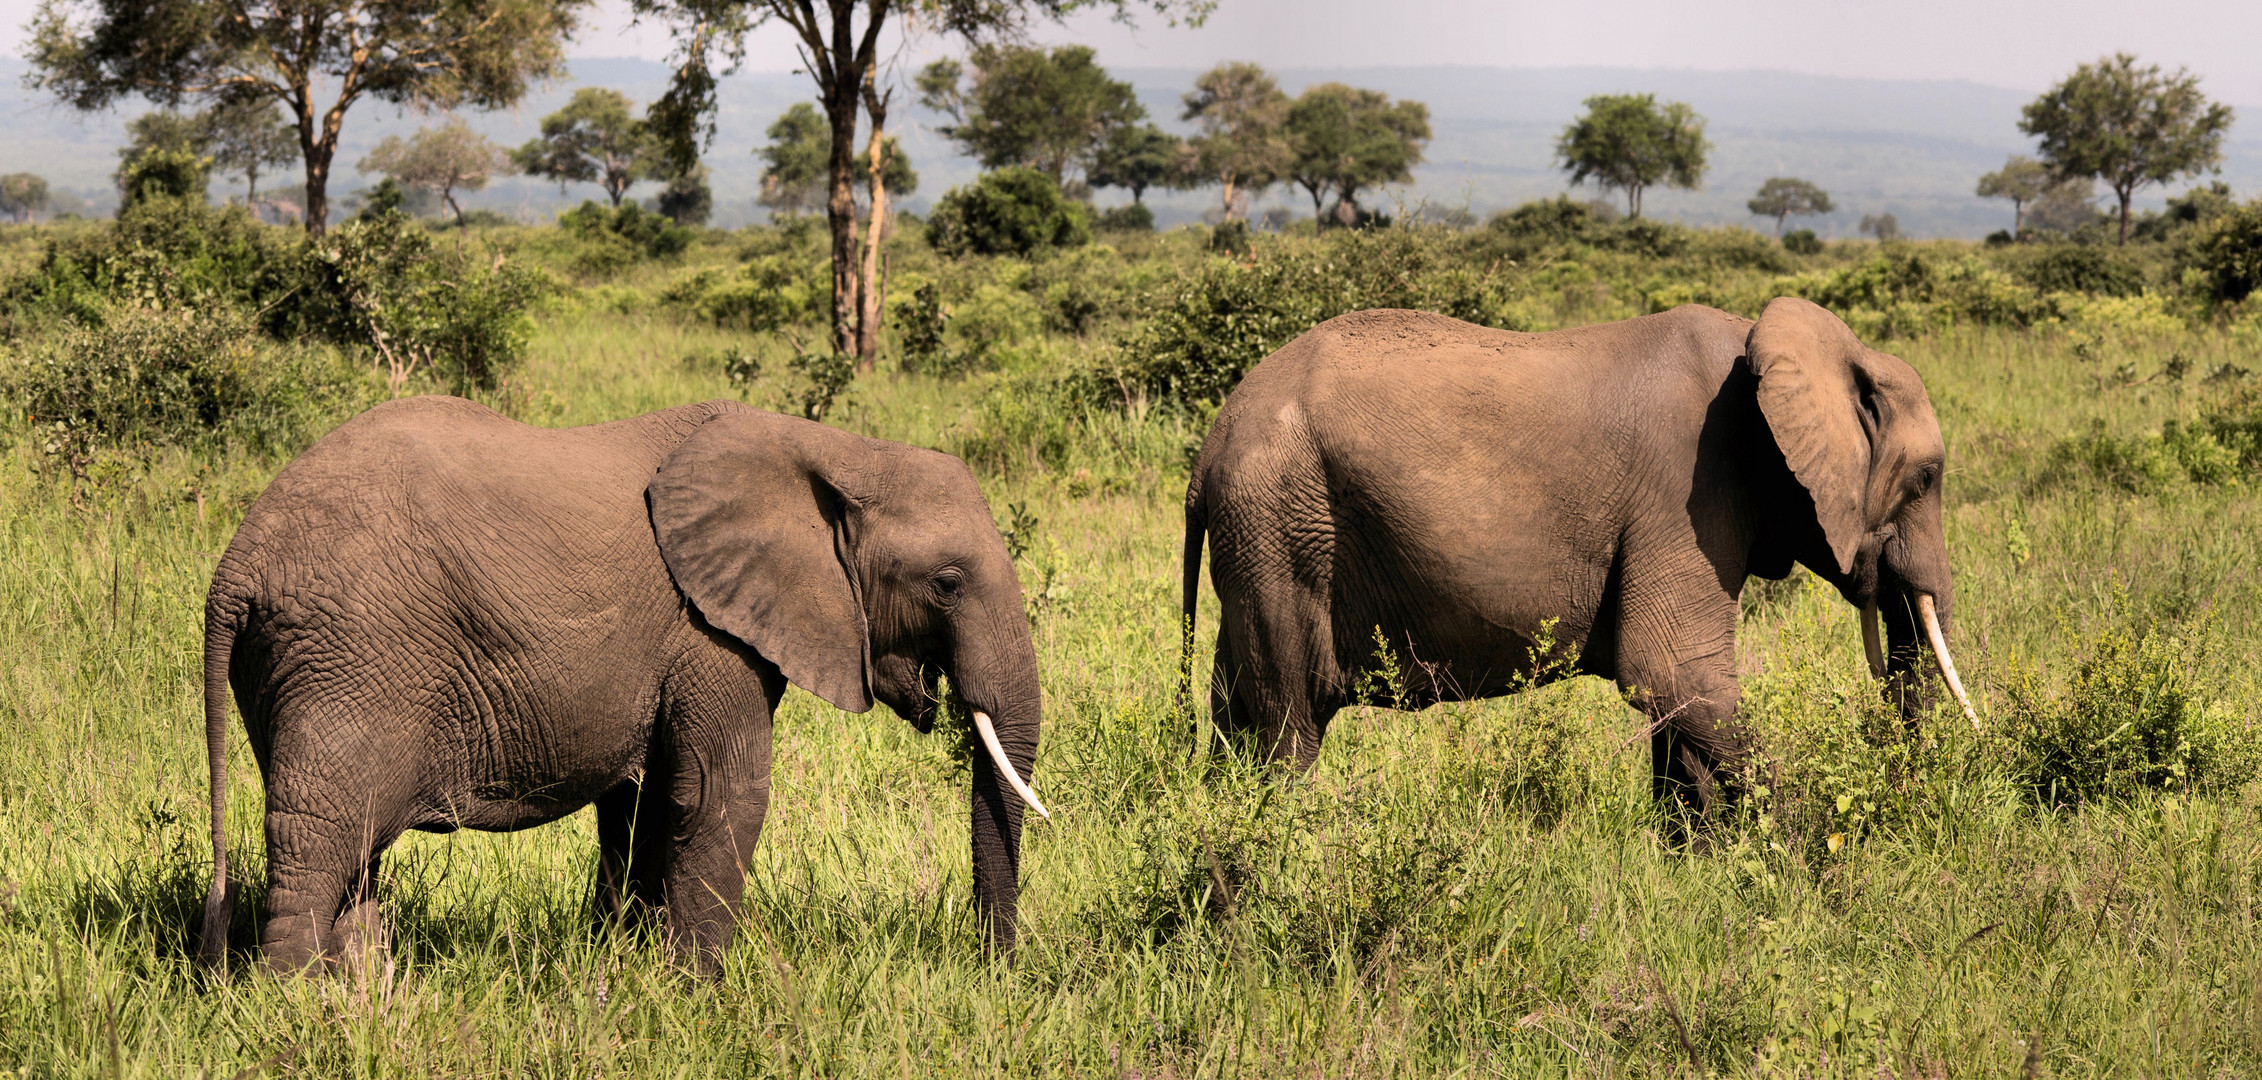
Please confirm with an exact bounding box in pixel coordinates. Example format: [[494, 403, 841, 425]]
[[198, 398, 1039, 975], [1180, 299, 1958, 814]]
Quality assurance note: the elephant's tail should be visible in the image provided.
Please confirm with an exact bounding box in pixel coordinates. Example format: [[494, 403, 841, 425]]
[[1176, 485, 1206, 721], [197, 593, 246, 973]]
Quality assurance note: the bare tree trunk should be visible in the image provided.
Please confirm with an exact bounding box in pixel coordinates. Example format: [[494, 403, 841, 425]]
[[2116, 186, 2132, 244], [825, 83, 862, 358], [855, 78, 891, 373]]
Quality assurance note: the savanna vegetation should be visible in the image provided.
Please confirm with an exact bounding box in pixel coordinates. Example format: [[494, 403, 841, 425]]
[[6, 165, 2262, 1075], [8, 3, 2262, 1065]]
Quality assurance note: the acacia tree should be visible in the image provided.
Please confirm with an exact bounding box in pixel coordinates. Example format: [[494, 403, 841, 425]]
[[360, 118, 511, 226], [1746, 177, 1832, 237], [1283, 82, 1429, 227], [1088, 122, 1185, 205], [916, 44, 1144, 189], [202, 98, 300, 208], [757, 101, 916, 218], [2020, 53, 2233, 244], [1554, 93, 1708, 218], [636, 0, 1208, 368], [1182, 61, 1290, 223], [1975, 155, 2053, 237], [513, 87, 657, 207], [29, 0, 585, 234], [0, 175, 51, 223]]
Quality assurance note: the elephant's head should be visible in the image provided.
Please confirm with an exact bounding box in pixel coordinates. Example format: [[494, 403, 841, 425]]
[[1749, 297, 1976, 727], [646, 409, 1044, 953]]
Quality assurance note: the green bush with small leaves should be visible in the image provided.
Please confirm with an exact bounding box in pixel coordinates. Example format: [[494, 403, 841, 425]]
[[1998, 607, 2237, 806], [926, 167, 1090, 258]]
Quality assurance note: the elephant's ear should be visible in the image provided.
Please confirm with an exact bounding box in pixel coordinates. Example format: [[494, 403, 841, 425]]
[[648, 411, 874, 713], [1749, 296, 1874, 576]]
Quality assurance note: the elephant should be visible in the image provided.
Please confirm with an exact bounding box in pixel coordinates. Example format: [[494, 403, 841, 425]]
[[196, 397, 1048, 975], [1177, 298, 1974, 814]]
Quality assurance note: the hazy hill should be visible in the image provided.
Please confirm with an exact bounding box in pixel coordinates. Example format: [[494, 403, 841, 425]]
[[5, 56, 2256, 237]]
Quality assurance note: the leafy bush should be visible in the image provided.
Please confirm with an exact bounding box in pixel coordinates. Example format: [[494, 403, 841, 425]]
[[2180, 198, 2262, 304], [1781, 250, 2053, 338], [558, 200, 694, 269], [2012, 244, 2147, 296], [926, 167, 1090, 258], [1782, 228, 1822, 255], [1093, 203, 1154, 232], [896, 282, 949, 374], [4, 303, 364, 470], [2046, 418, 2247, 492], [4, 198, 300, 331], [660, 256, 821, 333], [2000, 608, 2237, 806], [307, 214, 554, 394], [1100, 227, 1514, 408], [946, 283, 1043, 373], [118, 148, 210, 209]]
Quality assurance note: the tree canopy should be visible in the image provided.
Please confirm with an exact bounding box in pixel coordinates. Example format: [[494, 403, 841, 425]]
[[201, 99, 299, 206], [756, 102, 915, 218], [1553, 93, 1708, 219], [1182, 61, 1290, 222], [1088, 123, 1188, 206], [0, 175, 52, 223], [1975, 156, 2055, 237], [2019, 53, 2233, 244], [512, 88, 659, 208], [28, 0, 585, 233], [917, 44, 1143, 189], [1284, 83, 1431, 227], [1745, 177, 1833, 236], [359, 118, 511, 226], [634, 0, 1210, 366]]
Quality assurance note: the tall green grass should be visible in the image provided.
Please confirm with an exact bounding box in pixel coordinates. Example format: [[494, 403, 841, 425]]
[[3, 299, 2261, 1076]]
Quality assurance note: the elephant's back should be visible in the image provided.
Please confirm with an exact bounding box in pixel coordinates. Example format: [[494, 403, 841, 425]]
[[224, 397, 735, 573]]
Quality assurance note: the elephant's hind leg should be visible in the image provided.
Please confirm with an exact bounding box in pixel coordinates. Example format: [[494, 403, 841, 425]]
[[259, 778, 412, 973]]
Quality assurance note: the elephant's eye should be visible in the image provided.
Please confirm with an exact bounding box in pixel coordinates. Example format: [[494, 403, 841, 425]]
[[931, 568, 965, 600]]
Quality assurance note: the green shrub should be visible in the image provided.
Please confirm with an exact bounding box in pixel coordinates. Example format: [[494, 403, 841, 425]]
[[2045, 418, 2247, 492], [946, 283, 1042, 373], [926, 167, 1090, 258], [1782, 228, 1823, 255], [307, 214, 554, 395], [117, 148, 210, 209], [2000, 609, 2233, 806], [1094, 203, 1154, 233], [1482, 196, 1607, 257], [2012, 244, 2147, 296], [1782, 250, 2052, 337], [4, 198, 299, 330], [896, 281, 949, 374], [1024, 244, 1129, 337], [559, 200, 694, 266], [2180, 198, 2262, 304], [1102, 227, 1514, 408], [660, 255, 821, 333], [4, 303, 364, 469]]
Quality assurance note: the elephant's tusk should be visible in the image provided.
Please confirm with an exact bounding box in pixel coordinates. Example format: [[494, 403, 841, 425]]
[[1915, 593, 1980, 730], [1861, 602, 1886, 679], [973, 711, 1050, 819]]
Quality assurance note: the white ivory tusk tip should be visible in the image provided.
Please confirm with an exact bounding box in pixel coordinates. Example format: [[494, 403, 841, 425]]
[[972, 711, 1050, 819], [1915, 593, 1981, 730]]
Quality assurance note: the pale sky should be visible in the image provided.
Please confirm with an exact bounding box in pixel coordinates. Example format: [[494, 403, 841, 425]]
[[6, 0, 2260, 103]]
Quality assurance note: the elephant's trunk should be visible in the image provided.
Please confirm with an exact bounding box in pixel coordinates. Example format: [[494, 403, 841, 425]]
[[952, 604, 1043, 958]]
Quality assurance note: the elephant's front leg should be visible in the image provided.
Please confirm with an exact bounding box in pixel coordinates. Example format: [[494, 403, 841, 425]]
[[652, 656, 782, 974], [1608, 569, 1748, 825]]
